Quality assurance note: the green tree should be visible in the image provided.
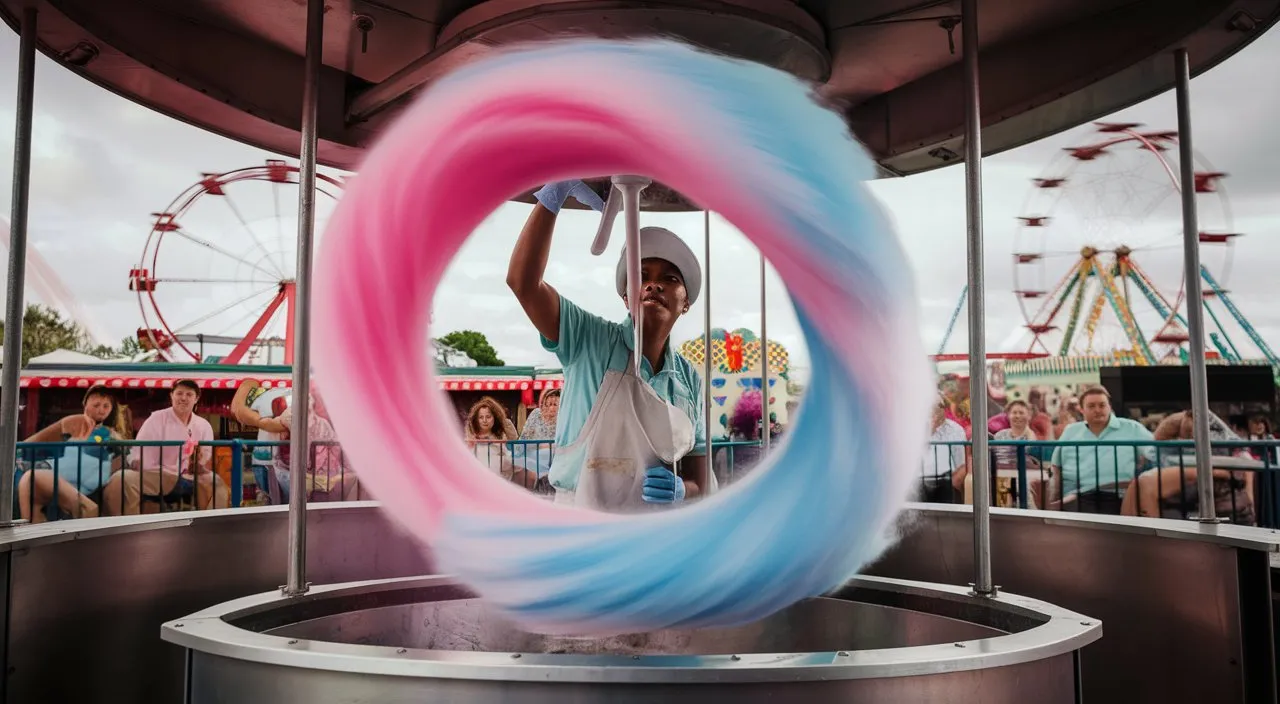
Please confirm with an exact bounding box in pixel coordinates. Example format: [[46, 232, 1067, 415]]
[[85, 335, 144, 360], [436, 330, 504, 367], [0, 305, 139, 366]]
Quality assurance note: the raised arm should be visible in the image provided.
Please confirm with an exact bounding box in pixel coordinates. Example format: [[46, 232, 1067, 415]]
[[24, 414, 93, 443], [231, 380, 287, 434], [506, 181, 603, 342]]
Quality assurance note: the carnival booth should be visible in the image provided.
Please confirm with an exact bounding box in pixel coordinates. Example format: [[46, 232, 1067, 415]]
[[678, 328, 793, 438]]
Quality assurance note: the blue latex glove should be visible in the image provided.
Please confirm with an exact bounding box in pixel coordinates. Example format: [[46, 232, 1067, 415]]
[[642, 466, 685, 504], [533, 179, 605, 214]]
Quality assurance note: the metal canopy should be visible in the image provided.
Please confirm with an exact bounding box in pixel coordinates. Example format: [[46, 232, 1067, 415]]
[[2, 0, 1276, 210]]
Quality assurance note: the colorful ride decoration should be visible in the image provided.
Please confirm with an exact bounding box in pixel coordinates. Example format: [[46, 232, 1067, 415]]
[[678, 328, 792, 438]]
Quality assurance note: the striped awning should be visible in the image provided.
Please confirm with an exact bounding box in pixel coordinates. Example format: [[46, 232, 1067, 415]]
[[18, 376, 564, 392]]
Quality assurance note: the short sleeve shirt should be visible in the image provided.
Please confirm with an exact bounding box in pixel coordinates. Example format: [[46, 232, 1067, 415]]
[[542, 295, 705, 490], [131, 407, 215, 475], [247, 386, 290, 466], [1051, 415, 1156, 495]]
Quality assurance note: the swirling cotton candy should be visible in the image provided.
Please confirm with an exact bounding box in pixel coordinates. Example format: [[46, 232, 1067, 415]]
[[312, 39, 934, 636]]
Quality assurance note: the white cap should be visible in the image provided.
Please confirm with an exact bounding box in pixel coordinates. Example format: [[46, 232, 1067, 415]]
[[614, 226, 702, 305]]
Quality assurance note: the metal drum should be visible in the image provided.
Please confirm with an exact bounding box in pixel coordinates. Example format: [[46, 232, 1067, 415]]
[[162, 573, 1100, 703]]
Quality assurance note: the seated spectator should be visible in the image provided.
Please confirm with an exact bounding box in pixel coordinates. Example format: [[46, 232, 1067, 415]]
[[231, 379, 290, 504], [1053, 396, 1083, 439], [1121, 409, 1255, 523], [1026, 389, 1055, 440], [17, 385, 128, 521], [464, 396, 517, 477], [1047, 385, 1155, 513], [275, 388, 359, 502], [102, 380, 229, 515], [720, 390, 766, 483], [992, 399, 1040, 471], [513, 390, 559, 493], [520, 389, 560, 441], [922, 398, 968, 503], [1245, 414, 1276, 464]]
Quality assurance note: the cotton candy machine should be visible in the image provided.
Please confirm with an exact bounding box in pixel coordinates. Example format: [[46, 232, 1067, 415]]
[[160, 573, 1099, 703]]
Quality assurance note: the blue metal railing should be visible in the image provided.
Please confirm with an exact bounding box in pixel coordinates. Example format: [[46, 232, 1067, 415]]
[[11, 437, 770, 521], [34, 434, 1266, 526], [921, 438, 1280, 527]]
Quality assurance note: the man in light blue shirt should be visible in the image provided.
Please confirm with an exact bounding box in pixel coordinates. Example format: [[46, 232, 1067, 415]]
[[506, 179, 709, 506], [1050, 385, 1156, 512]]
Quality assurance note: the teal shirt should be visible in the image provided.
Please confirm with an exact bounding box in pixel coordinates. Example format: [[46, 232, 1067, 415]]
[[542, 295, 706, 491], [1051, 415, 1156, 495]]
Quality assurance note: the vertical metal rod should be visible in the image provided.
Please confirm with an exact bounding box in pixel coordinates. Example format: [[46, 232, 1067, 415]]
[[961, 0, 994, 596], [1174, 48, 1216, 521], [0, 7, 38, 526], [760, 255, 770, 450], [284, 0, 324, 596], [613, 176, 650, 372], [703, 211, 714, 491]]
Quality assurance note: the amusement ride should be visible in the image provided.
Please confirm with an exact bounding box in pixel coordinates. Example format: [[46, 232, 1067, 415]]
[[935, 122, 1278, 371], [130, 161, 344, 364]]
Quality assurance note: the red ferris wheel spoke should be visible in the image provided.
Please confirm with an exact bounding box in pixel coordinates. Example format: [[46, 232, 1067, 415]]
[[172, 227, 280, 280], [223, 289, 289, 365]]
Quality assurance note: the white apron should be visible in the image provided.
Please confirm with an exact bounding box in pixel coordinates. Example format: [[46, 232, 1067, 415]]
[[553, 356, 702, 513]]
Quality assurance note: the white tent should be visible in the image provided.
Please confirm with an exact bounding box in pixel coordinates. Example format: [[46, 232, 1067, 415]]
[[27, 349, 128, 365]]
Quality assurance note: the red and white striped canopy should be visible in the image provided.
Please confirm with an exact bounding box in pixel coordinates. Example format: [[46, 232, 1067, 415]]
[[18, 376, 564, 392]]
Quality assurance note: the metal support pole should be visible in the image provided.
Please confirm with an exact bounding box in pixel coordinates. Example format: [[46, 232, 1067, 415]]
[[284, 0, 324, 596], [1174, 48, 1216, 522], [0, 7, 38, 526], [703, 211, 715, 491], [961, 0, 995, 596], [613, 176, 651, 372], [760, 255, 770, 450]]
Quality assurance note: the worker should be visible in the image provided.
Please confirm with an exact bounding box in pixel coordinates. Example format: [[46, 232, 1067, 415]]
[[506, 178, 709, 512]]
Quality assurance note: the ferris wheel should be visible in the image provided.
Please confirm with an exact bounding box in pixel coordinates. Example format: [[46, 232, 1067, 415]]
[[129, 160, 344, 364], [1011, 123, 1238, 365]]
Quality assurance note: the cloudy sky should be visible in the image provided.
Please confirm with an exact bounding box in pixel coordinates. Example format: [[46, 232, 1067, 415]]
[[1, 26, 1279, 378]]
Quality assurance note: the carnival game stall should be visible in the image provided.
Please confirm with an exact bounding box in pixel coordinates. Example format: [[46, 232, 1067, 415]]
[[678, 328, 793, 438]]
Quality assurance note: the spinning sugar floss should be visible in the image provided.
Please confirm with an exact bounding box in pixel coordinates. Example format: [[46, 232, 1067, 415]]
[[312, 38, 934, 636]]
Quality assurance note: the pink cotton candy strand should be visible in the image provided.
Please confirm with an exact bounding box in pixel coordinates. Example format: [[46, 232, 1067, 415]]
[[319, 113, 772, 506], [319, 106, 888, 524]]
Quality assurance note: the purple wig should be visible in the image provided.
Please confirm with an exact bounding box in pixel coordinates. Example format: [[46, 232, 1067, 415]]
[[731, 390, 764, 438]]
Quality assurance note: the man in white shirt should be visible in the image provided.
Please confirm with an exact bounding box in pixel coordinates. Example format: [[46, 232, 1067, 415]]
[[922, 398, 969, 503]]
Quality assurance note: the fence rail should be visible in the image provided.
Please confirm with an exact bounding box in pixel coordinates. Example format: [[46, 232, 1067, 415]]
[[921, 438, 1280, 527], [17, 436, 1279, 528], [10, 438, 770, 522]]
